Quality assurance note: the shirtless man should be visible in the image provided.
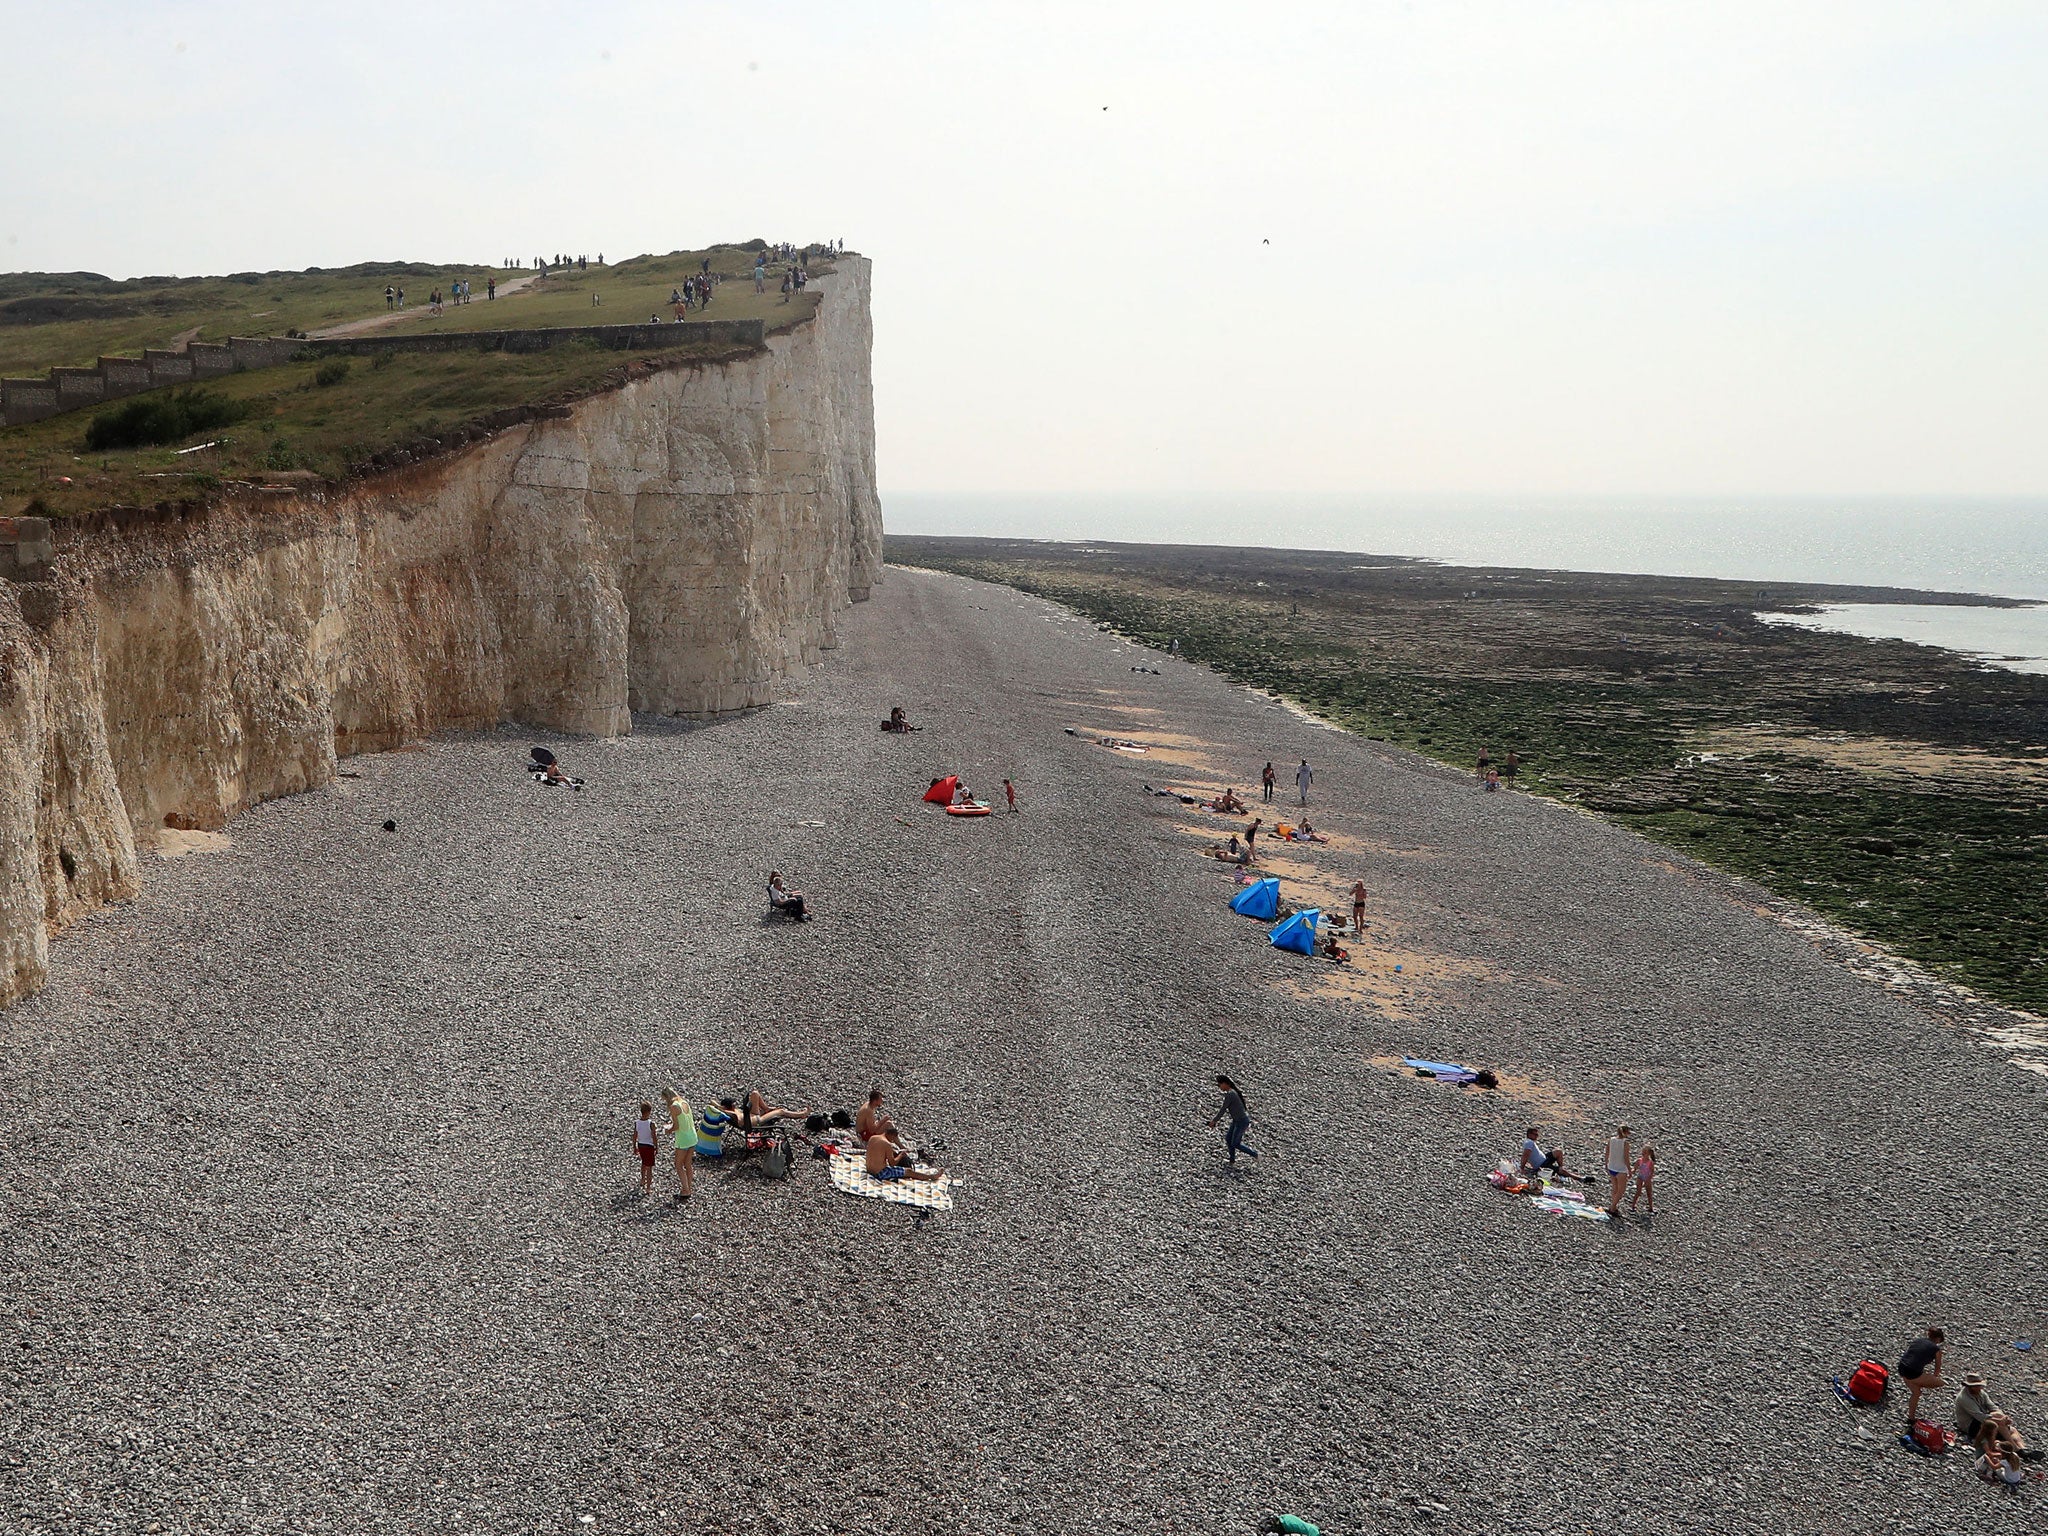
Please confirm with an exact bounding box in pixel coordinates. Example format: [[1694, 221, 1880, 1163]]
[[855, 1087, 901, 1145], [865, 1131, 943, 1183]]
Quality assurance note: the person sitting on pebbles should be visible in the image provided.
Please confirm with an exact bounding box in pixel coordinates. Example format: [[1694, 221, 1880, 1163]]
[[865, 1129, 944, 1183], [1957, 1373, 2040, 1480], [767, 871, 808, 920], [855, 1087, 903, 1146], [1519, 1126, 1574, 1181]]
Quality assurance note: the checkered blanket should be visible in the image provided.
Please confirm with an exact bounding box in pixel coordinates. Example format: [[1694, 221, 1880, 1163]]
[[827, 1150, 957, 1211]]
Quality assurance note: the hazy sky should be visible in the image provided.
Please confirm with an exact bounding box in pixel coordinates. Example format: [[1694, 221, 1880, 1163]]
[[4, 1, 2045, 497]]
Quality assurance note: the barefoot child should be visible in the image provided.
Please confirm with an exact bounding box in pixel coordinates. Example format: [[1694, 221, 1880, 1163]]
[[633, 1102, 658, 1196], [1629, 1145, 1656, 1213]]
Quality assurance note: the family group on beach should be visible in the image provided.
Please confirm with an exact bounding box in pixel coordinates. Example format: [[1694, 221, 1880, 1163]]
[[1857, 1325, 2043, 1485], [632, 1085, 945, 1199]]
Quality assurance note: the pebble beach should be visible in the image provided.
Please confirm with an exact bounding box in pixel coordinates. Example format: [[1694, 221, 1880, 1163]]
[[3, 564, 2044, 1534]]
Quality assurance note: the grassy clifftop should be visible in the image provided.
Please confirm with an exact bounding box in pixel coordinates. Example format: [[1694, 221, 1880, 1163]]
[[0, 244, 832, 519]]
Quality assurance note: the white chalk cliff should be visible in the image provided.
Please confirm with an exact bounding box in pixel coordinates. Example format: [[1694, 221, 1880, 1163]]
[[0, 259, 882, 1005]]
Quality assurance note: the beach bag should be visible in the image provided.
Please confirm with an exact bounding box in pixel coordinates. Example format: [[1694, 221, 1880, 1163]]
[[829, 1108, 854, 1130], [1906, 1419, 1953, 1455], [804, 1111, 829, 1134], [763, 1134, 796, 1181], [1843, 1361, 1889, 1405]]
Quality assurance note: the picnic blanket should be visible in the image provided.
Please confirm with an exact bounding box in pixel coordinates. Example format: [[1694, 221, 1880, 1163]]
[[827, 1149, 957, 1211]]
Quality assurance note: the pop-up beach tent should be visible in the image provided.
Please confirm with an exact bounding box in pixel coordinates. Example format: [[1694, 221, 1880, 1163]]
[[1269, 909, 1319, 954], [922, 775, 959, 804], [1230, 877, 1281, 920]]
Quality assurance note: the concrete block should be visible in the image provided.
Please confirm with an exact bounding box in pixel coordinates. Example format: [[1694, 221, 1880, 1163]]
[[2, 378, 61, 426], [51, 368, 106, 408], [99, 357, 152, 398], [144, 350, 195, 386], [187, 342, 236, 378]]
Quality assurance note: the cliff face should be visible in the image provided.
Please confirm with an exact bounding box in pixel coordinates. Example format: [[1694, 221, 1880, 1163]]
[[0, 259, 882, 1005]]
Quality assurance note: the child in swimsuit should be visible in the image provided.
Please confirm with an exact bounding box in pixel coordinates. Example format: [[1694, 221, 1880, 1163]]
[[1629, 1146, 1655, 1213]]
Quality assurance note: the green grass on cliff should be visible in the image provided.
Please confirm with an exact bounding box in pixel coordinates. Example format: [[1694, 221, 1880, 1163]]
[[0, 340, 752, 518], [0, 244, 825, 377], [0, 242, 841, 518]]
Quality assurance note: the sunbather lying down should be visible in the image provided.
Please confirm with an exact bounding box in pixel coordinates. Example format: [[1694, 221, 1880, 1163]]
[[865, 1133, 944, 1183], [740, 1089, 809, 1130]]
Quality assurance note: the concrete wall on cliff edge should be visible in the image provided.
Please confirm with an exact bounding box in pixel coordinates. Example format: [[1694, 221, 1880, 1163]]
[[0, 258, 882, 1007]]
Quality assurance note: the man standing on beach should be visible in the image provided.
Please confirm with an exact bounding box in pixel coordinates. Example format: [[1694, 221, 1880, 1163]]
[[1003, 779, 1018, 812], [1262, 763, 1275, 802], [1351, 879, 1367, 937], [1296, 760, 1313, 806]]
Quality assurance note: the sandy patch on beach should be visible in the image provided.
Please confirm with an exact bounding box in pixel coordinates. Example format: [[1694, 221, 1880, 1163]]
[[1697, 726, 2046, 782], [1365, 1055, 1593, 1125], [152, 829, 233, 858], [1069, 721, 1233, 777]]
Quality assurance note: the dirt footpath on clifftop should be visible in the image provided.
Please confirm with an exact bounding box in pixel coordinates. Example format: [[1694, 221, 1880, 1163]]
[[3, 567, 2042, 1535]]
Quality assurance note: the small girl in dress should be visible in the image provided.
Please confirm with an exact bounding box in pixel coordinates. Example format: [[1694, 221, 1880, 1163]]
[[1629, 1146, 1656, 1213]]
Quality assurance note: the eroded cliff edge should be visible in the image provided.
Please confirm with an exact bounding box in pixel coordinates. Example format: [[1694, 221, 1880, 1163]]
[[0, 259, 881, 1004]]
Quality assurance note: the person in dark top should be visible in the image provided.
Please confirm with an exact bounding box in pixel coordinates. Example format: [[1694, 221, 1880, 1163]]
[[1207, 1075, 1258, 1166], [1899, 1326, 1946, 1421]]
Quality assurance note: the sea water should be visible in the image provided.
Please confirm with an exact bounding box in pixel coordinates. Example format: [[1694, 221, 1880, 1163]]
[[888, 493, 2048, 674]]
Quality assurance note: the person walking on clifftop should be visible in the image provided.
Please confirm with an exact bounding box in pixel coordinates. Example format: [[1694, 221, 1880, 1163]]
[[1295, 760, 1313, 806]]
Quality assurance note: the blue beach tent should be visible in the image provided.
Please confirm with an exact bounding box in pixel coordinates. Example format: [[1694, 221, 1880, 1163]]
[[1230, 877, 1281, 920], [1270, 909, 1319, 955]]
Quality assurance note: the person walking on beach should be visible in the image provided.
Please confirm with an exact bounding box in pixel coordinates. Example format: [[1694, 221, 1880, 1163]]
[[665, 1089, 696, 1200], [1350, 879, 1367, 936], [1899, 1326, 1946, 1422], [1604, 1124, 1633, 1216], [1295, 760, 1313, 806], [1262, 763, 1275, 803], [1208, 1075, 1258, 1166], [1244, 817, 1263, 859], [633, 1101, 658, 1196], [1003, 779, 1018, 812]]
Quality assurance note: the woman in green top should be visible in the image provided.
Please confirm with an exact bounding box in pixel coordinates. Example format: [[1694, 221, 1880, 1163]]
[[665, 1090, 695, 1199]]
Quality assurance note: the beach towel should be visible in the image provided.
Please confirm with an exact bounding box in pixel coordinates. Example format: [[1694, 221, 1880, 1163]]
[[1532, 1195, 1610, 1221], [828, 1150, 956, 1211], [1269, 910, 1319, 955], [1231, 878, 1282, 920], [1401, 1057, 1470, 1077], [923, 776, 959, 804]]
